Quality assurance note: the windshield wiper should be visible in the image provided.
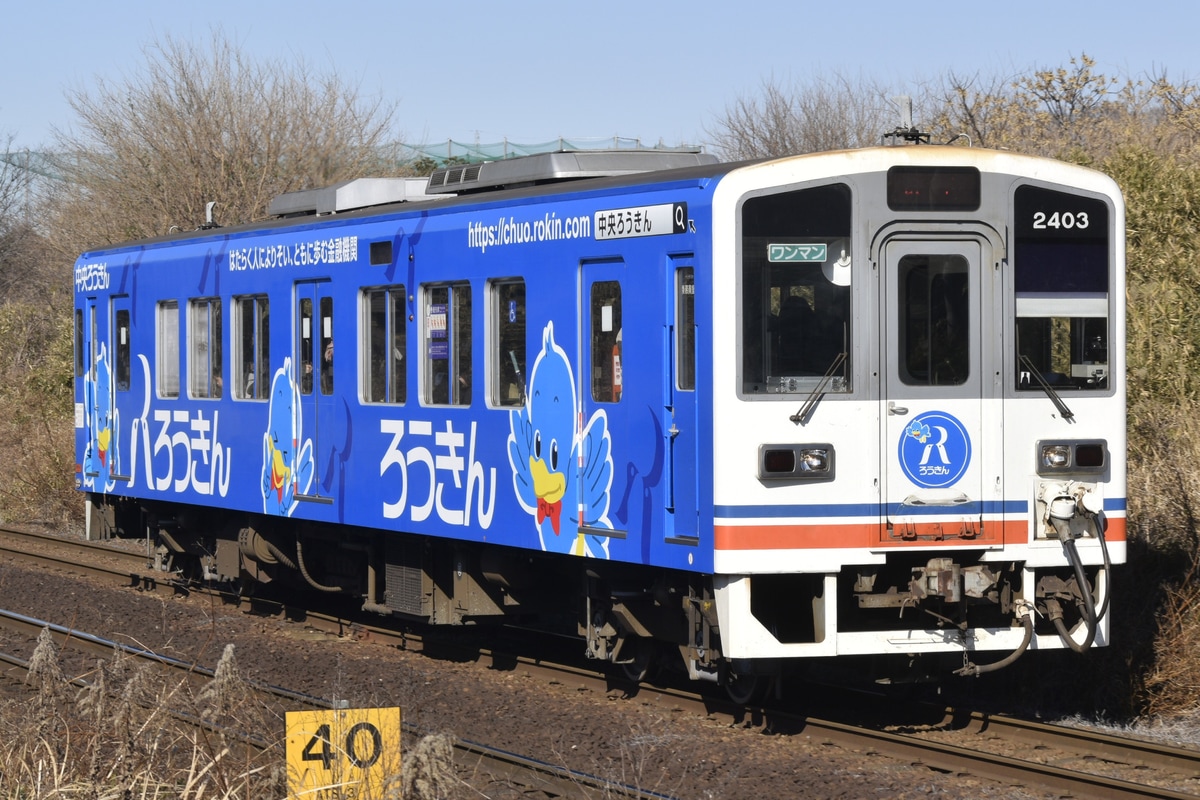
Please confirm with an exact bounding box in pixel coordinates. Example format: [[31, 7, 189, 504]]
[[791, 352, 848, 424], [1019, 354, 1075, 421]]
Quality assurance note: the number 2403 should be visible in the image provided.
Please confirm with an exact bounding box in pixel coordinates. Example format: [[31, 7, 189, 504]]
[[1033, 210, 1090, 230]]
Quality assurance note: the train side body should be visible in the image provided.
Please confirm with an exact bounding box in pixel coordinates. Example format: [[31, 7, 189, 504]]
[[74, 170, 718, 572]]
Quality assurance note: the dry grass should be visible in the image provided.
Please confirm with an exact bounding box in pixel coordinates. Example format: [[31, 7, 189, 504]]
[[1, 634, 286, 798], [1126, 404, 1200, 718], [0, 636, 468, 799]]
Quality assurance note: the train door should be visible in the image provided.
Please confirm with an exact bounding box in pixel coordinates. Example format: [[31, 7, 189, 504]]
[[109, 294, 133, 481], [80, 298, 103, 485], [295, 280, 335, 502], [667, 260, 698, 540], [579, 259, 629, 554], [880, 236, 1002, 545]]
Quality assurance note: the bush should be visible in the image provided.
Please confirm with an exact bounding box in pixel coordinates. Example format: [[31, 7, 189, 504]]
[[0, 301, 78, 527]]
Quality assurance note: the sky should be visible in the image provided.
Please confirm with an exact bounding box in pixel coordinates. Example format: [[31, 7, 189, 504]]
[[3, 0, 1199, 154]]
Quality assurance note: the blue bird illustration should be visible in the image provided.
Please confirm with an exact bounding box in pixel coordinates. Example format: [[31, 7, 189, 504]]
[[508, 322, 613, 557], [906, 420, 931, 445], [261, 357, 314, 515], [83, 342, 119, 491]]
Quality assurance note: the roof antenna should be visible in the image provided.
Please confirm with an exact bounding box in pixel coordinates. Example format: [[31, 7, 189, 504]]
[[883, 96, 930, 145], [199, 201, 220, 230]]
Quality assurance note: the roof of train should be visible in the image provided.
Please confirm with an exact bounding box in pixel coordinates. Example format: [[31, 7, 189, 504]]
[[77, 144, 1119, 258], [79, 153, 745, 257]]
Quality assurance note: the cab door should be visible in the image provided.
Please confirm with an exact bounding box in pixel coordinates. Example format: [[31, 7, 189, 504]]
[[881, 236, 1002, 546], [666, 260, 698, 540]]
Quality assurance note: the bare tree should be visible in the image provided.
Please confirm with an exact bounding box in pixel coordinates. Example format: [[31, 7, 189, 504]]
[[50, 30, 408, 258], [928, 70, 1025, 149], [929, 55, 1154, 159], [0, 137, 50, 305], [707, 72, 894, 160], [0, 137, 32, 222]]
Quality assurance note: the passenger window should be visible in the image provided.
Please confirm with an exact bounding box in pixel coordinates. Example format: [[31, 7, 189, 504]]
[[364, 286, 407, 404], [590, 280, 622, 403], [157, 301, 179, 398], [740, 183, 852, 395], [423, 283, 471, 405], [490, 279, 526, 407], [234, 295, 269, 400], [677, 268, 695, 391], [188, 298, 223, 398], [114, 308, 130, 392]]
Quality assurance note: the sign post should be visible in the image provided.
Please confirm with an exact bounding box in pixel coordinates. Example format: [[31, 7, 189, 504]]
[[286, 706, 402, 798]]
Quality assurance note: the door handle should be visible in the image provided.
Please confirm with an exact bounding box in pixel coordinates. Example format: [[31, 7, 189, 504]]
[[888, 401, 909, 416]]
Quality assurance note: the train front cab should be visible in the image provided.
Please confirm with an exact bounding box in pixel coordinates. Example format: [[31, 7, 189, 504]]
[[706, 148, 1125, 681]]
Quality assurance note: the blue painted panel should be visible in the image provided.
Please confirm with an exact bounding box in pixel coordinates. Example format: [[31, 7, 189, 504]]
[[74, 174, 720, 574]]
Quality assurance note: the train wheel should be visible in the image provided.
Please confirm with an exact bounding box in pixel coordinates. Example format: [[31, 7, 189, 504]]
[[724, 672, 767, 706], [618, 637, 658, 683]]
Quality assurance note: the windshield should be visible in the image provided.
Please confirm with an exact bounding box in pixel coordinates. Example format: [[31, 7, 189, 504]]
[[1014, 185, 1111, 391], [741, 183, 852, 395]]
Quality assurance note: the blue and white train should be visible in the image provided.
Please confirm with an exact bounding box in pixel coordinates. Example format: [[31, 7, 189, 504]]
[[74, 141, 1126, 691]]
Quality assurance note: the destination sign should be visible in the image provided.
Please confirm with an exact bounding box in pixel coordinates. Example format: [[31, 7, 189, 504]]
[[594, 202, 687, 240]]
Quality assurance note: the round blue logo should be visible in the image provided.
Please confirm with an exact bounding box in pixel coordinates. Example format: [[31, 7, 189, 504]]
[[897, 410, 972, 488]]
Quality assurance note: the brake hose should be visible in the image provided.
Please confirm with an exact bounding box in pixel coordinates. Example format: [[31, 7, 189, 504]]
[[1054, 510, 1113, 652], [954, 608, 1034, 677]]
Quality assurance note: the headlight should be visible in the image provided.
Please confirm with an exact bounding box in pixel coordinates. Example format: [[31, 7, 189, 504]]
[[1041, 444, 1071, 470], [800, 449, 829, 472], [1036, 440, 1108, 476], [759, 444, 834, 481]]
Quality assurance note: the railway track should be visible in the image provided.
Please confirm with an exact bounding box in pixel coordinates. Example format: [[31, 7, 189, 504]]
[[0, 529, 676, 799], [2, 524, 1198, 799]]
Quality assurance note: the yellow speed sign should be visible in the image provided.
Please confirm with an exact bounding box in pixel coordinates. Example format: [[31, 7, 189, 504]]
[[286, 706, 402, 798]]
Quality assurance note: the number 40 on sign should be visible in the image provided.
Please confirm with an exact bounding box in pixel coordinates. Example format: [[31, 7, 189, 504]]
[[286, 706, 402, 798]]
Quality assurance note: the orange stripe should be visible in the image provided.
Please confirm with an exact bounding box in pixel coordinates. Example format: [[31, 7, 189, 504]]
[[715, 523, 876, 551], [714, 517, 1127, 551], [1103, 516, 1127, 541]]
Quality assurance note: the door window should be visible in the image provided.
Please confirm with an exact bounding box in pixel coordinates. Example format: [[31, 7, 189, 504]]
[[676, 268, 695, 391], [490, 279, 526, 407], [898, 254, 970, 387], [590, 280, 622, 403], [114, 307, 130, 392]]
